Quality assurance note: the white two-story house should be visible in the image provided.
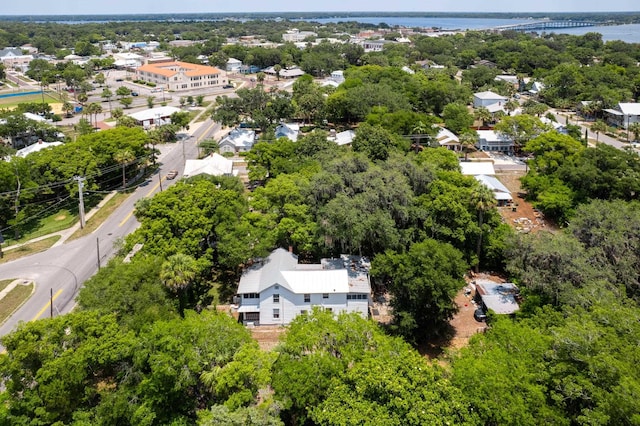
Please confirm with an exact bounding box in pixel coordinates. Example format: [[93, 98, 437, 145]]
[[236, 248, 371, 325]]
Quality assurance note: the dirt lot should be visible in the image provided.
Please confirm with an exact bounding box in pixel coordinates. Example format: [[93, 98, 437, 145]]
[[249, 325, 287, 351], [496, 171, 555, 233], [447, 286, 488, 349]]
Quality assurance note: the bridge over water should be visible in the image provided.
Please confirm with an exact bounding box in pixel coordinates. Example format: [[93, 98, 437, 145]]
[[491, 19, 597, 32]]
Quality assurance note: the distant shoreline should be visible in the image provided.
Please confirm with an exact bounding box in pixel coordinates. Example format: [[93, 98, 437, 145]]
[[1, 11, 639, 24]]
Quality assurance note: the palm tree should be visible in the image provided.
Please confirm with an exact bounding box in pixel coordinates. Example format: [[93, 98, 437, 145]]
[[160, 253, 198, 316], [591, 120, 608, 143], [474, 107, 492, 128], [114, 149, 135, 188], [459, 131, 479, 161], [256, 71, 266, 86], [471, 184, 497, 273], [62, 101, 74, 118], [504, 99, 519, 116], [410, 120, 433, 151], [85, 102, 102, 128], [199, 138, 219, 156], [524, 102, 549, 117], [101, 87, 113, 116], [274, 64, 282, 81], [77, 92, 88, 106], [111, 108, 124, 125]]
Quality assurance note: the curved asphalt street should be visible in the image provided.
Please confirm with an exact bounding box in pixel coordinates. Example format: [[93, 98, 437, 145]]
[[0, 118, 221, 348]]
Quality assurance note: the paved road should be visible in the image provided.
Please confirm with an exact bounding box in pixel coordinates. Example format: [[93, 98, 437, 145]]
[[0, 117, 221, 347], [552, 110, 632, 150]]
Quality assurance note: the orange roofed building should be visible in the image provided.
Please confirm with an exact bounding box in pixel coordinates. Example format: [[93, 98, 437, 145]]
[[135, 60, 227, 92]]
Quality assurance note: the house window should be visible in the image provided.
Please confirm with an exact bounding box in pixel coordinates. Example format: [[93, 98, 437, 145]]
[[304, 294, 310, 303], [273, 308, 280, 319], [322, 293, 329, 299], [245, 312, 259, 321], [347, 294, 368, 300], [273, 294, 279, 303], [275, 284, 279, 289]]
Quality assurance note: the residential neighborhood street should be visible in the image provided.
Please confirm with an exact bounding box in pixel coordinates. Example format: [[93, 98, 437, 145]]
[[0, 116, 220, 349]]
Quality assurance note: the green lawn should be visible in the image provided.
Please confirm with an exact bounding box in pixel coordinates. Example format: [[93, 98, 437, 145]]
[[69, 192, 130, 240], [0, 93, 61, 109], [0, 282, 34, 324], [4, 209, 77, 247], [0, 279, 14, 293], [0, 237, 60, 264]]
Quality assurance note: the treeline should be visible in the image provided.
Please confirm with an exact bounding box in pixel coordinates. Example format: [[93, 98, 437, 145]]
[[2, 12, 639, 23], [2, 193, 640, 425], [0, 127, 149, 238]]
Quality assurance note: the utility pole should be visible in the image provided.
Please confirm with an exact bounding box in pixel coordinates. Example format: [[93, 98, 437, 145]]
[[50, 288, 53, 318], [75, 176, 86, 229], [13, 163, 21, 239], [158, 169, 163, 192]]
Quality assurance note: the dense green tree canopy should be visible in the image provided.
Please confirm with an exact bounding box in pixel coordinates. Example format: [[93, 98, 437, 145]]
[[372, 239, 468, 341]]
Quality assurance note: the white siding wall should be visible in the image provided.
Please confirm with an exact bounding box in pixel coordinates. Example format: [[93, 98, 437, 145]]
[[258, 285, 368, 325], [474, 97, 503, 108]]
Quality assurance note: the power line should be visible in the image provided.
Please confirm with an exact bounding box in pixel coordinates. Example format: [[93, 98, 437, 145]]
[[0, 153, 152, 198]]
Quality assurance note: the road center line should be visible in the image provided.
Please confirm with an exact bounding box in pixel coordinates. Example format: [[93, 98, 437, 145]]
[[118, 210, 134, 227], [119, 177, 164, 227], [32, 288, 63, 321]]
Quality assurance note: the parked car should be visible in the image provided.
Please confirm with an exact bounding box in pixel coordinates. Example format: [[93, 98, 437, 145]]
[[115, 78, 123, 82], [166, 170, 178, 180], [223, 84, 234, 89], [474, 307, 487, 322], [131, 91, 139, 96]]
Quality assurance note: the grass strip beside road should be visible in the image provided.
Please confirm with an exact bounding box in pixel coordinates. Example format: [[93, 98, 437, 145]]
[[0, 282, 34, 324], [0, 279, 14, 293], [0, 236, 60, 265], [68, 192, 131, 241]]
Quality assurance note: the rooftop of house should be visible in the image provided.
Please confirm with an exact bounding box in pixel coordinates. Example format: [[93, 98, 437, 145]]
[[330, 129, 356, 146], [237, 248, 371, 295], [183, 153, 235, 178], [475, 280, 520, 314], [137, 60, 222, 78], [476, 129, 513, 143], [460, 161, 496, 176], [220, 128, 256, 148], [475, 174, 512, 201], [15, 140, 63, 158], [436, 127, 459, 145], [619, 103, 640, 116], [474, 90, 509, 100], [128, 106, 181, 123], [275, 123, 300, 141]]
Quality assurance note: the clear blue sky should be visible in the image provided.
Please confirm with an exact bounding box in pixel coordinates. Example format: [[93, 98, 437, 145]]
[[2, 0, 639, 15]]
